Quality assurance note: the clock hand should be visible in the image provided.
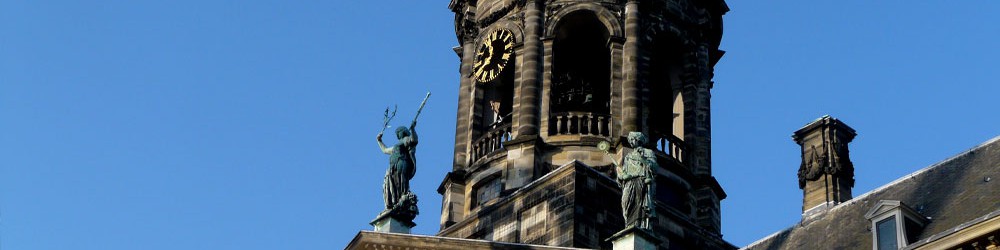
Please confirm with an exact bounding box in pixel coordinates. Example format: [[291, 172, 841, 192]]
[[478, 52, 492, 73], [474, 57, 489, 74]]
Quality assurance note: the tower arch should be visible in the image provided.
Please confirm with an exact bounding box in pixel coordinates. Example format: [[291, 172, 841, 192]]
[[547, 10, 613, 136], [644, 29, 691, 154], [478, 20, 525, 45], [543, 3, 623, 39]]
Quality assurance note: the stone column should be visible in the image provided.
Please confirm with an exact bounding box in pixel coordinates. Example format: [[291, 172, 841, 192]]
[[608, 38, 624, 139], [437, 172, 466, 230], [453, 38, 477, 169], [539, 38, 554, 140], [513, 0, 542, 138], [686, 43, 713, 176], [683, 43, 720, 233], [621, 0, 642, 134], [502, 0, 544, 191]]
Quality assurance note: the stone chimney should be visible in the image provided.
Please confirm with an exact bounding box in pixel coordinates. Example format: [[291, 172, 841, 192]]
[[793, 115, 856, 216]]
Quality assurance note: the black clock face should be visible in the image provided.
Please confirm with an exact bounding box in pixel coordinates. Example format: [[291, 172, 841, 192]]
[[473, 29, 514, 83]]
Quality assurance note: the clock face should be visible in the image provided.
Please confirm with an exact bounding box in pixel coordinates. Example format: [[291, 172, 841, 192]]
[[473, 29, 514, 83]]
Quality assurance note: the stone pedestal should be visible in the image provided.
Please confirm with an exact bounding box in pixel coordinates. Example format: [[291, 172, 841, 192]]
[[371, 213, 416, 234], [608, 226, 662, 250]]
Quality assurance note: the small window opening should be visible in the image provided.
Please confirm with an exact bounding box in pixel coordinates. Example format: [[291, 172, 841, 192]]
[[473, 176, 502, 208], [876, 216, 898, 250], [904, 218, 922, 245]]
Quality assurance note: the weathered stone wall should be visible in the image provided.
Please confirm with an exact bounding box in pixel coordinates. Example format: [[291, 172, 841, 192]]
[[438, 162, 579, 246], [436, 162, 630, 248]]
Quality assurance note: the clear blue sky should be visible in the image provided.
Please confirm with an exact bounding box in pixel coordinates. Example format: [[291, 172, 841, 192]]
[[2, 1, 997, 249]]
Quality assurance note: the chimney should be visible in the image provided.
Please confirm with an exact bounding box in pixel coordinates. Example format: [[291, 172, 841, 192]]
[[793, 115, 856, 217]]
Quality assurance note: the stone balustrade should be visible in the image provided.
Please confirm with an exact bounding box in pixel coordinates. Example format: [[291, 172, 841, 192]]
[[550, 112, 611, 137], [653, 133, 687, 163], [471, 122, 513, 163]]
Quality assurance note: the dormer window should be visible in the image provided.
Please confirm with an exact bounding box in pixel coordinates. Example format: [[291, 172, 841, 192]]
[[865, 200, 929, 250], [874, 216, 898, 249]]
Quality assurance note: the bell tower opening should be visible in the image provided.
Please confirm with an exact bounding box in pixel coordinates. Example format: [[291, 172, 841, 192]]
[[467, 27, 518, 164], [476, 63, 515, 132], [549, 11, 611, 136], [468, 62, 516, 162], [647, 36, 687, 157]]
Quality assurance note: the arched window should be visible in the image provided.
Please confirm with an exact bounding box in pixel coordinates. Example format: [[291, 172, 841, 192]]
[[645, 36, 687, 159], [647, 37, 685, 140], [551, 11, 611, 115]]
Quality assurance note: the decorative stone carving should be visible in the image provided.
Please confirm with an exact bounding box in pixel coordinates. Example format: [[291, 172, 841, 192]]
[[796, 131, 855, 188], [798, 145, 825, 185], [505, 12, 525, 29], [476, 0, 520, 28], [452, 2, 480, 44], [543, 3, 566, 25], [599, 2, 623, 20]]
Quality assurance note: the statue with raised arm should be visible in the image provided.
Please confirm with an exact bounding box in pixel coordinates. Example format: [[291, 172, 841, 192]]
[[375, 92, 430, 222], [600, 132, 657, 230]]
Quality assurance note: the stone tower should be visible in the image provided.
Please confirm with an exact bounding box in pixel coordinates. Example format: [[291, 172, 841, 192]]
[[793, 115, 857, 216], [438, 0, 732, 249]]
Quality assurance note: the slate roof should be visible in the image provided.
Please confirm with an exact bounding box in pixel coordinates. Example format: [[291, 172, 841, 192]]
[[743, 136, 1000, 250]]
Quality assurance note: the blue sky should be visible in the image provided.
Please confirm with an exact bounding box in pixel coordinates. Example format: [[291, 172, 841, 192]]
[[1, 1, 998, 249]]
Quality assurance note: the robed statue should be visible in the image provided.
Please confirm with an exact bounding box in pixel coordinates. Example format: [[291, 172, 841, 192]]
[[600, 132, 657, 230], [374, 92, 430, 221]]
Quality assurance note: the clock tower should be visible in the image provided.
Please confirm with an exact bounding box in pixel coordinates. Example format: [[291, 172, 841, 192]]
[[438, 0, 733, 249]]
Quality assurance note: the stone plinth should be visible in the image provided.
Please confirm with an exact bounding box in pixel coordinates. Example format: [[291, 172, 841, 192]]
[[371, 213, 416, 234], [608, 226, 662, 250]]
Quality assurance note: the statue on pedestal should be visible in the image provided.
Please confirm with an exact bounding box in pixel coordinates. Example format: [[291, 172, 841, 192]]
[[601, 132, 657, 231], [374, 93, 430, 223]]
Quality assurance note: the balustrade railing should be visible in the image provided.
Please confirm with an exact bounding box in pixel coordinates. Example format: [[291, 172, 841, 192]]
[[652, 133, 688, 163], [470, 122, 513, 163], [549, 112, 611, 137]]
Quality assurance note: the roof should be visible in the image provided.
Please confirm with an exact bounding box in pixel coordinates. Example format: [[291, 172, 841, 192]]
[[743, 136, 1000, 250], [346, 231, 592, 250]]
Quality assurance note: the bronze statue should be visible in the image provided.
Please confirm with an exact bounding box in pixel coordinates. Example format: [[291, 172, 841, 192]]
[[375, 92, 430, 221], [600, 132, 657, 230]]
